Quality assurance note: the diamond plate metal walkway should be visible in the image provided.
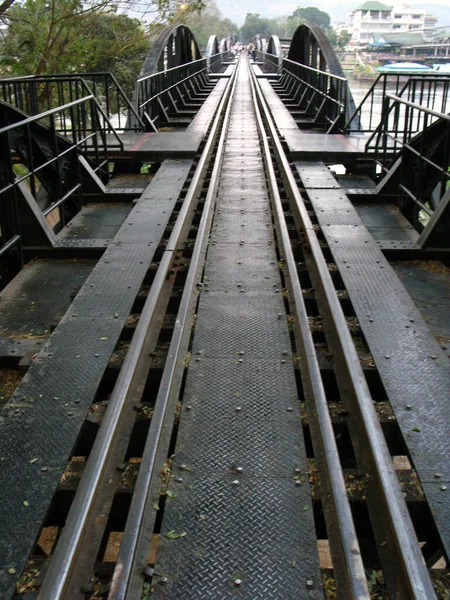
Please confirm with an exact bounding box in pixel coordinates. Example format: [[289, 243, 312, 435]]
[[152, 61, 323, 599]]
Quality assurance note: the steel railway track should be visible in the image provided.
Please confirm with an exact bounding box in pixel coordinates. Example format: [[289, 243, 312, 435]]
[[5, 57, 447, 599]]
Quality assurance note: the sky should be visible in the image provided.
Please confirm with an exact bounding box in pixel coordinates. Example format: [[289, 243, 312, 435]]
[[213, 0, 450, 28]]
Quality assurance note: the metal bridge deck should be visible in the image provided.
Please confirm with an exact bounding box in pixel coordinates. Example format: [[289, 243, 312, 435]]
[[255, 69, 370, 161], [104, 78, 229, 159], [0, 160, 193, 595], [296, 160, 450, 556], [152, 60, 322, 600]]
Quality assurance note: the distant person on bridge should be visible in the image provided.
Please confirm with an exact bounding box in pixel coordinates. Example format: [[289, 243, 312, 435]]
[[247, 42, 256, 61]]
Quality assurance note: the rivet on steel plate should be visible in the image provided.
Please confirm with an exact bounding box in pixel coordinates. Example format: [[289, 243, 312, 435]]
[[278, 313, 282, 319], [236, 406, 242, 412], [384, 355, 390, 359], [180, 464, 187, 471], [41, 466, 48, 472], [237, 261, 241, 265], [430, 355, 437, 359], [406, 404, 412, 409], [440, 485, 447, 491], [175, 476, 183, 483], [306, 580, 314, 588], [186, 405, 192, 411], [238, 359, 243, 363], [281, 360, 286, 364], [286, 407, 294, 412], [231, 480, 239, 486], [159, 576, 168, 585], [295, 467, 302, 474], [236, 467, 243, 473], [295, 480, 302, 486], [234, 579, 242, 587], [434, 473, 442, 478]]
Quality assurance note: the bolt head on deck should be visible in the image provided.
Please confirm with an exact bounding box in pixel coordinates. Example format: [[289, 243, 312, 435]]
[[234, 579, 242, 587], [306, 580, 314, 588]]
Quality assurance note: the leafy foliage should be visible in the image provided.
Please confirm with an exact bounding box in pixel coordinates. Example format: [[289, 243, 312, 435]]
[[0, 0, 206, 94], [186, 1, 239, 47]]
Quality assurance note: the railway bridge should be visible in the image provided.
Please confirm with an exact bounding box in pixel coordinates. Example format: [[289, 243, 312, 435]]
[[0, 23, 449, 600]]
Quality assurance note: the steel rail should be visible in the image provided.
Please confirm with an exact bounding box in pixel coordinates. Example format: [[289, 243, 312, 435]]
[[38, 61, 237, 600], [249, 63, 436, 599], [108, 57, 239, 600], [248, 60, 370, 600]]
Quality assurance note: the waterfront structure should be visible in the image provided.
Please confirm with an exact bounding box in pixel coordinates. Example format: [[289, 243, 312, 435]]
[[348, 1, 436, 46]]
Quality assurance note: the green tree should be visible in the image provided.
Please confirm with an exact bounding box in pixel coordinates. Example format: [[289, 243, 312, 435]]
[[0, 0, 205, 93], [285, 6, 331, 37], [186, 1, 239, 47], [0, 1, 149, 85], [240, 13, 287, 43]]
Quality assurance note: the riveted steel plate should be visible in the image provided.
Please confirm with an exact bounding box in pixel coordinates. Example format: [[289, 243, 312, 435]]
[[305, 165, 450, 555], [154, 473, 322, 600], [295, 162, 342, 189], [57, 203, 131, 241], [204, 243, 279, 292], [421, 482, 450, 557], [192, 291, 289, 358], [172, 358, 303, 476], [211, 210, 273, 245], [153, 62, 322, 600], [0, 159, 192, 598], [393, 261, 450, 345], [0, 259, 94, 337]]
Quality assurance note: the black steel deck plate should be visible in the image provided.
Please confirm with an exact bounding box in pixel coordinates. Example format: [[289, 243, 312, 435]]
[[0, 160, 193, 598], [153, 65, 322, 599], [57, 203, 131, 241], [296, 160, 450, 557], [0, 259, 95, 358]]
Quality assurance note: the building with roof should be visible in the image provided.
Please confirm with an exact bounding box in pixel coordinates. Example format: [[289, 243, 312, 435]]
[[368, 26, 450, 57], [348, 2, 436, 46]]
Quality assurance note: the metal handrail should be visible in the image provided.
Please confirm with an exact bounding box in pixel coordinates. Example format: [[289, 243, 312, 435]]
[[256, 50, 350, 131], [344, 73, 450, 133], [136, 57, 206, 83], [138, 67, 208, 109], [0, 95, 123, 264], [135, 58, 209, 126], [370, 93, 450, 227], [0, 72, 145, 132]]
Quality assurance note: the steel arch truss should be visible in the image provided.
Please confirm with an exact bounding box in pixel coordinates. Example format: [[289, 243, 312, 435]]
[[134, 25, 215, 130], [284, 23, 360, 131], [139, 25, 202, 78]]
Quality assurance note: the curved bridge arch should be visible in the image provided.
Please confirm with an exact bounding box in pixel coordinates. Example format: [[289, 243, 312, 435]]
[[267, 35, 282, 67], [288, 23, 344, 77], [206, 35, 220, 71], [287, 23, 360, 130], [138, 25, 202, 79]]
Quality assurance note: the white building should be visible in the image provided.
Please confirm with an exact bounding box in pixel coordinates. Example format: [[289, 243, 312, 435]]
[[348, 2, 435, 46]]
